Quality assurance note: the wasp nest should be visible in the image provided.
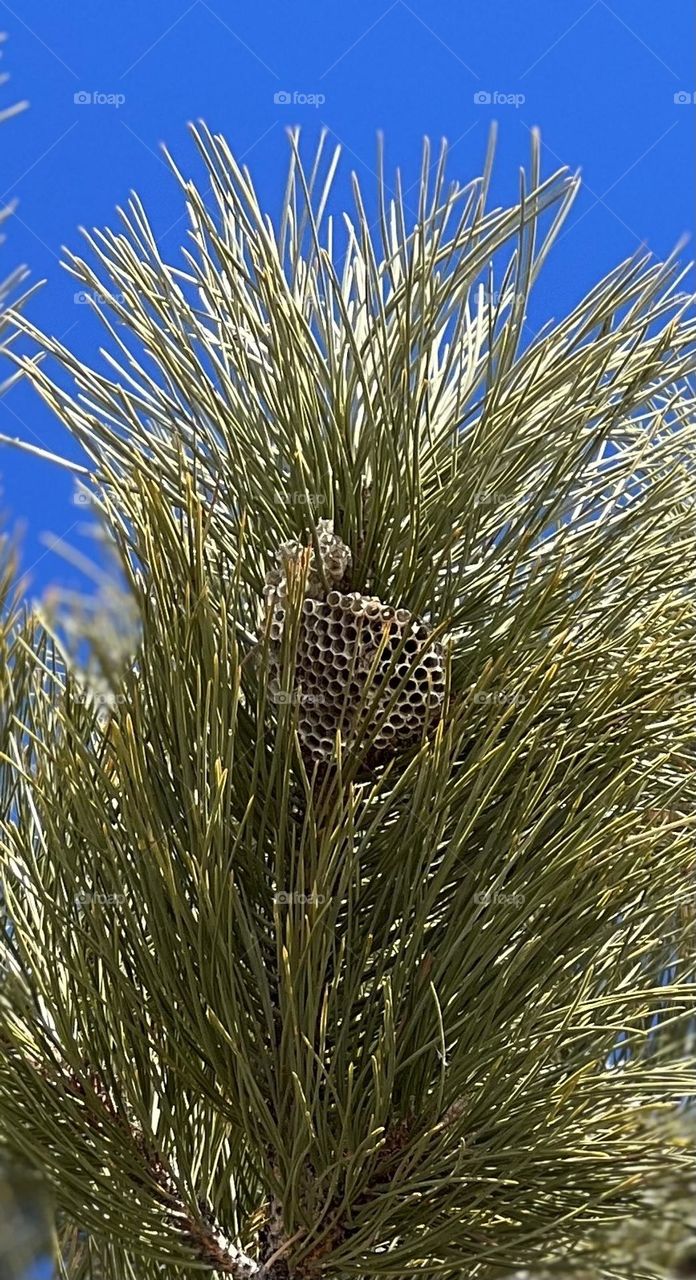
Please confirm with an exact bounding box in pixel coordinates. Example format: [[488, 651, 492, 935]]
[[261, 520, 445, 764]]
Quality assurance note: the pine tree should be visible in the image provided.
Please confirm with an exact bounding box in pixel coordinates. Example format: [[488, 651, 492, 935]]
[[0, 126, 695, 1280]]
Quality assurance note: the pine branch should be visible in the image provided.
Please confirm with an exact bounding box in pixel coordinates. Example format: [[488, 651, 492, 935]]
[[0, 126, 695, 1280]]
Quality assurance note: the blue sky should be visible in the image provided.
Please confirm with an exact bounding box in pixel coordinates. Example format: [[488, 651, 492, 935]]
[[0, 0, 694, 600]]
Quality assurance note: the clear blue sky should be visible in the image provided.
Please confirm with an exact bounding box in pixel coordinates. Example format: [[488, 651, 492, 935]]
[[0, 0, 694, 600]]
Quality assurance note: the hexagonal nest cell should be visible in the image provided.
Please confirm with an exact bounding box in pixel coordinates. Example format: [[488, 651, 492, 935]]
[[260, 520, 446, 765]]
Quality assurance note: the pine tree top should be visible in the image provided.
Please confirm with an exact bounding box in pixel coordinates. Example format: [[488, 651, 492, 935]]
[[0, 126, 695, 1280]]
